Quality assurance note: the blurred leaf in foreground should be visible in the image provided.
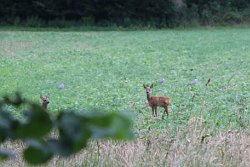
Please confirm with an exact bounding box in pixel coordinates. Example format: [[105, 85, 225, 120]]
[[0, 93, 133, 165]]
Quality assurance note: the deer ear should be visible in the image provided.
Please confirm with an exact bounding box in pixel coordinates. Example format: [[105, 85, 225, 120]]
[[40, 95, 44, 100], [143, 84, 146, 89], [150, 84, 153, 88]]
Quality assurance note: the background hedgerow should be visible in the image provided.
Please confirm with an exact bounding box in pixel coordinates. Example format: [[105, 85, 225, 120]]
[[0, 0, 250, 27]]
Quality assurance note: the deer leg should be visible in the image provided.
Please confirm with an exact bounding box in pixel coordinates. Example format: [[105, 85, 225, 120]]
[[154, 107, 157, 117], [153, 107, 158, 117], [151, 107, 155, 117], [164, 106, 169, 117]]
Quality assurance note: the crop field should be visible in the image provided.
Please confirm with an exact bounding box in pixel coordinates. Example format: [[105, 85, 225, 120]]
[[0, 27, 250, 166]]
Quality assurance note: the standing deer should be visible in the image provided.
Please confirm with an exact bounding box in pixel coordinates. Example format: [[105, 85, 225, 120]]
[[40, 95, 50, 110], [143, 84, 171, 117]]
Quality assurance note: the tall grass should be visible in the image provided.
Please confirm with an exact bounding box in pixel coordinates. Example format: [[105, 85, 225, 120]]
[[2, 120, 250, 167]]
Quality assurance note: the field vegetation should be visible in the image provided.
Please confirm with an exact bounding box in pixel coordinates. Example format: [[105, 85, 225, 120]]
[[0, 27, 249, 166]]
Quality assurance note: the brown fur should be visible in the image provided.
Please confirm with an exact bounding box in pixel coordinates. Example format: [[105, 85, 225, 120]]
[[143, 84, 171, 117]]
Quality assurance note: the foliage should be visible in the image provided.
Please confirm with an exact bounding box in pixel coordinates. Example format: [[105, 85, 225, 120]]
[[0, 0, 249, 27], [0, 93, 133, 164]]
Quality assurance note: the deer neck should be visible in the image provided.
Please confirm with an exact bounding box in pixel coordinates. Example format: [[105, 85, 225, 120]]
[[42, 103, 47, 109], [146, 93, 152, 102]]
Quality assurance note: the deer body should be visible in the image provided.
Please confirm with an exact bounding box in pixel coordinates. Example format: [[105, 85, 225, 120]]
[[144, 84, 171, 117]]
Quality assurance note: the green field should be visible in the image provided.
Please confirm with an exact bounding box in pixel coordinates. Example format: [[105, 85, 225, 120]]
[[0, 27, 250, 166]]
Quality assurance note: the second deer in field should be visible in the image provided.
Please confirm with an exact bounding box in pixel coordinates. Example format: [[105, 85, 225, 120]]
[[40, 95, 50, 110], [143, 84, 171, 117]]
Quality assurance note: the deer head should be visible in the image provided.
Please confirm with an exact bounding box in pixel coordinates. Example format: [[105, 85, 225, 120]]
[[143, 84, 153, 94], [40, 95, 49, 109]]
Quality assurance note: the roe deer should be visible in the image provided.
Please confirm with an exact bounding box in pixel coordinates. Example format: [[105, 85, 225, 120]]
[[143, 84, 171, 117], [40, 95, 49, 109]]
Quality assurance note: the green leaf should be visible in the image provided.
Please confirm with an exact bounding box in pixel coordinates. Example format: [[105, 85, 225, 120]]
[[15, 104, 52, 139], [86, 112, 133, 140], [57, 112, 86, 141], [84, 112, 115, 127], [0, 111, 14, 130], [24, 139, 53, 165], [0, 111, 20, 140], [57, 112, 91, 154], [103, 113, 133, 139], [0, 129, 6, 143], [47, 139, 73, 157]]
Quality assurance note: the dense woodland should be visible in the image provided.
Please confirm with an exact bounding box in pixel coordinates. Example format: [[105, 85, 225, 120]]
[[0, 0, 250, 27]]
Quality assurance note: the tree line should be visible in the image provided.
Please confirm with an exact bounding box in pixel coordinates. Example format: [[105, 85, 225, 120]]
[[0, 0, 249, 27]]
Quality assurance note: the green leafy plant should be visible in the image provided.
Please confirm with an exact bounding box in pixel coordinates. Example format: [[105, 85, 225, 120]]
[[0, 93, 133, 165]]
